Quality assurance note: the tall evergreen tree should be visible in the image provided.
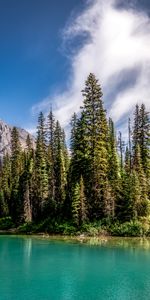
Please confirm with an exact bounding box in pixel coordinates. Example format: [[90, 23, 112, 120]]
[[33, 112, 48, 220], [128, 118, 132, 173], [132, 104, 140, 168], [81, 73, 109, 219], [10, 127, 22, 223], [133, 145, 150, 217], [108, 119, 119, 183], [139, 104, 150, 176], [118, 131, 124, 173], [20, 135, 34, 223], [54, 121, 67, 217], [72, 176, 87, 226], [47, 109, 56, 212], [0, 153, 11, 216]]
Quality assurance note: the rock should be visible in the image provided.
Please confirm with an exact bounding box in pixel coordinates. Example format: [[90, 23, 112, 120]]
[[0, 119, 35, 162]]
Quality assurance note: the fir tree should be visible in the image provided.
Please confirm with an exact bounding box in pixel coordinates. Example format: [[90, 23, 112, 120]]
[[108, 118, 120, 212], [81, 73, 109, 219], [47, 109, 56, 212], [128, 118, 132, 173], [139, 104, 150, 176], [54, 121, 67, 217], [0, 153, 11, 216], [33, 112, 48, 220], [20, 135, 34, 223], [133, 145, 150, 217], [132, 104, 140, 168], [72, 176, 87, 226], [10, 127, 22, 223]]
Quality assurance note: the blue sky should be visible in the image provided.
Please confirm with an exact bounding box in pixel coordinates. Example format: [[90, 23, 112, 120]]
[[0, 0, 150, 137], [0, 0, 83, 128]]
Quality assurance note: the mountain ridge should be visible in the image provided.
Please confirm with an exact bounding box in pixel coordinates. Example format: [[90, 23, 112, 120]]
[[0, 119, 35, 161]]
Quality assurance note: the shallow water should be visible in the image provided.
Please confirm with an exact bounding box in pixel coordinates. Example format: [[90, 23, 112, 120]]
[[0, 235, 150, 300]]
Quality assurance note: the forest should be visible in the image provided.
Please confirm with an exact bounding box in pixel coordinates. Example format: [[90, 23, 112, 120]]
[[0, 73, 150, 236]]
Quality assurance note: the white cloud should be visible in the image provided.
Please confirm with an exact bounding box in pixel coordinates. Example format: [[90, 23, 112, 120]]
[[25, 126, 37, 136], [31, 0, 150, 136]]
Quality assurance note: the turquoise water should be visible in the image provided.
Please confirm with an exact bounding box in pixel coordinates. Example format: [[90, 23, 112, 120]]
[[0, 236, 150, 300]]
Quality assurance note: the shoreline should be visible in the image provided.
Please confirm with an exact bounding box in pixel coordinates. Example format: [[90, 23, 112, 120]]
[[0, 230, 150, 242]]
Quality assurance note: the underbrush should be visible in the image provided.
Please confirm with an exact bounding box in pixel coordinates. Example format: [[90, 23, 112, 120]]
[[1, 216, 150, 237], [0, 217, 14, 230]]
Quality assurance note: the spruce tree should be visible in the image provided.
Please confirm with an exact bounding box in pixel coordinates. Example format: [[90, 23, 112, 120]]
[[72, 176, 87, 226], [81, 73, 109, 219], [128, 118, 132, 173], [133, 145, 150, 217], [139, 104, 150, 176], [20, 135, 34, 223], [132, 104, 140, 168], [108, 118, 120, 213], [33, 112, 48, 220], [65, 113, 87, 220], [0, 153, 11, 216], [54, 121, 67, 217], [10, 127, 22, 223], [47, 109, 56, 213]]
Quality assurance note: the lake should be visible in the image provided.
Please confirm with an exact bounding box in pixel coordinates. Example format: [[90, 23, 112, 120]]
[[0, 236, 150, 300]]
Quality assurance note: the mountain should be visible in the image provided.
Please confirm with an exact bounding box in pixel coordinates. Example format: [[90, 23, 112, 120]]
[[0, 120, 35, 161]]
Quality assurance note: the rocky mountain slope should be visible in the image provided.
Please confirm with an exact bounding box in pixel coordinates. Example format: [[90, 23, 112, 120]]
[[0, 120, 35, 161]]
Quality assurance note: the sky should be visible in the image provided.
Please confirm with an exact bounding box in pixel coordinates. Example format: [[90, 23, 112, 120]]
[[0, 0, 150, 138]]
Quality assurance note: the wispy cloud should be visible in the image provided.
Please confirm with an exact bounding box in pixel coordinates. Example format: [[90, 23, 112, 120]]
[[31, 0, 150, 135]]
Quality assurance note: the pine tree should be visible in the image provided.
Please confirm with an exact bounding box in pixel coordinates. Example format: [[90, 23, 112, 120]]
[[33, 112, 48, 220], [54, 121, 67, 217], [124, 147, 130, 174], [72, 176, 87, 226], [133, 145, 150, 217], [108, 118, 120, 214], [0, 190, 7, 217], [139, 104, 150, 176], [26, 134, 33, 153], [65, 113, 88, 220], [10, 127, 22, 223], [132, 104, 140, 168], [20, 135, 34, 223], [118, 131, 125, 174], [70, 113, 78, 156], [0, 153, 11, 216], [47, 109, 56, 212], [81, 73, 109, 219], [0, 73, 149, 232], [116, 170, 140, 222], [128, 118, 132, 173], [61, 129, 69, 173]]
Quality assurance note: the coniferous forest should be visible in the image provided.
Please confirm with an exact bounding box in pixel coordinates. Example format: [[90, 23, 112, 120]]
[[0, 73, 150, 236]]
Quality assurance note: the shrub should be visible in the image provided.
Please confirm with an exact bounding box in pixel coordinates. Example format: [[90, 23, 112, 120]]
[[56, 223, 76, 235], [0, 217, 14, 230], [18, 222, 33, 233], [81, 223, 100, 236], [109, 220, 147, 237]]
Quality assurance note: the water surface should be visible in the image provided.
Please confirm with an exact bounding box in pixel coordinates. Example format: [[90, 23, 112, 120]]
[[0, 236, 150, 300]]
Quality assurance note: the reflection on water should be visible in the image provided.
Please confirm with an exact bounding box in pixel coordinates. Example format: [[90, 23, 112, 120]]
[[24, 238, 32, 258], [35, 234, 150, 250], [0, 235, 150, 300], [77, 236, 150, 250]]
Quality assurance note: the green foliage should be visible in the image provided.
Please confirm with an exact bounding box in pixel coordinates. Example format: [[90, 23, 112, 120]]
[[72, 176, 88, 226], [55, 223, 76, 235], [0, 74, 150, 237], [18, 222, 33, 233], [0, 217, 14, 230], [81, 223, 100, 236], [109, 221, 149, 237]]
